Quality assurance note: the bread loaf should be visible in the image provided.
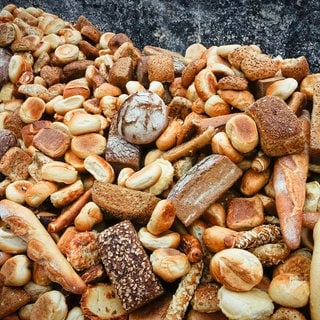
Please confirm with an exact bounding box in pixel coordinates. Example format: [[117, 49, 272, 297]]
[[0, 199, 86, 294]]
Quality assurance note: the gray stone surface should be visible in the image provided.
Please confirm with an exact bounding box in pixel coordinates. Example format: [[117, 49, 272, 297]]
[[2, 0, 320, 72]]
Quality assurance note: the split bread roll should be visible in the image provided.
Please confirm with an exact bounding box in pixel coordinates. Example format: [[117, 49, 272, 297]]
[[0, 199, 86, 294]]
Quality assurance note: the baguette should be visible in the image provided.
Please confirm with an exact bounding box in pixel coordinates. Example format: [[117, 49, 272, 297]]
[[272, 110, 310, 250], [0, 199, 86, 294]]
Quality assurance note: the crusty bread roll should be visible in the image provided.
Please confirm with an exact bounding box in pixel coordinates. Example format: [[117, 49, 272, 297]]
[[217, 286, 274, 320], [210, 248, 263, 292], [0, 199, 86, 295]]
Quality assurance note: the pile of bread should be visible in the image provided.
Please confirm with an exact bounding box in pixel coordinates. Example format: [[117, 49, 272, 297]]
[[1, 3, 320, 320]]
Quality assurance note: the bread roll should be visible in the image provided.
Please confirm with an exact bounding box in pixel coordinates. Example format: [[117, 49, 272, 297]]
[[210, 248, 263, 292], [217, 286, 274, 320]]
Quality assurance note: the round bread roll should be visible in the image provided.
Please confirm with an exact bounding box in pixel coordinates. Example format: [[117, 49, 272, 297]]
[[218, 286, 274, 320], [268, 273, 309, 308], [225, 113, 259, 153], [30, 290, 68, 320], [117, 90, 169, 145], [1, 254, 32, 286], [150, 248, 191, 283], [209, 248, 263, 292]]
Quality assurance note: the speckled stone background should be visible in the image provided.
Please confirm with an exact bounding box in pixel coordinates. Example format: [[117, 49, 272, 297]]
[[2, 0, 320, 72]]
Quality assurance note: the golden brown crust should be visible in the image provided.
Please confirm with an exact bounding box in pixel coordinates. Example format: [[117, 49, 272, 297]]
[[0, 199, 87, 295]]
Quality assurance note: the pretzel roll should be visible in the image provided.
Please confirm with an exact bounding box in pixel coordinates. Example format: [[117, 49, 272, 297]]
[[225, 113, 259, 153], [147, 199, 176, 235], [150, 248, 191, 283]]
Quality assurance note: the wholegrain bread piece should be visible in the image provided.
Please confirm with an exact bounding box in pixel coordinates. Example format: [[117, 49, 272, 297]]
[[0, 286, 32, 318], [167, 154, 242, 227], [97, 220, 164, 312], [105, 113, 141, 174], [92, 181, 160, 224], [245, 96, 305, 157]]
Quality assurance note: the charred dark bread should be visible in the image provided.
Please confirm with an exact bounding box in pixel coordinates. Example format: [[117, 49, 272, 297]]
[[97, 220, 164, 312]]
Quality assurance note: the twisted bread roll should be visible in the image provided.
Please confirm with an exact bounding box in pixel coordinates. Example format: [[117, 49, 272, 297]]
[[0, 199, 86, 294]]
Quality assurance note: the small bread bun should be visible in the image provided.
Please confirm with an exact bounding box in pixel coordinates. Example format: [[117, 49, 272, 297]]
[[150, 248, 191, 283], [1, 254, 32, 286], [209, 248, 263, 292], [270, 307, 307, 320], [225, 113, 259, 153], [30, 290, 68, 320], [146, 199, 176, 235], [268, 273, 309, 308], [217, 286, 274, 320]]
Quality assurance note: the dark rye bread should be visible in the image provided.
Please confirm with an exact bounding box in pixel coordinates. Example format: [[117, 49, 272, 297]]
[[105, 112, 141, 174], [245, 95, 305, 157], [97, 220, 164, 312], [92, 181, 160, 224], [168, 154, 242, 227]]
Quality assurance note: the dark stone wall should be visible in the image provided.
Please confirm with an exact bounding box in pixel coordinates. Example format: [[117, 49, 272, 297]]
[[2, 0, 320, 72]]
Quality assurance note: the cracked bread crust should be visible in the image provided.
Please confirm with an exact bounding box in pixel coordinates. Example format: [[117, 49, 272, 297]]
[[97, 220, 164, 312]]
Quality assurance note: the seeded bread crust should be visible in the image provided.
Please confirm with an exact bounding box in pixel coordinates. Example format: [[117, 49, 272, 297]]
[[97, 220, 164, 312]]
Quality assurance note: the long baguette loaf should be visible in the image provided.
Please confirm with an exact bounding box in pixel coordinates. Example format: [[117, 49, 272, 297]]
[[0, 199, 86, 295]]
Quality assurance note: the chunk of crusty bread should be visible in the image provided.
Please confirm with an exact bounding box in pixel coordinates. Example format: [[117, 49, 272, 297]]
[[245, 96, 305, 157], [92, 181, 160, 224], [168, 154, 242, 227]]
